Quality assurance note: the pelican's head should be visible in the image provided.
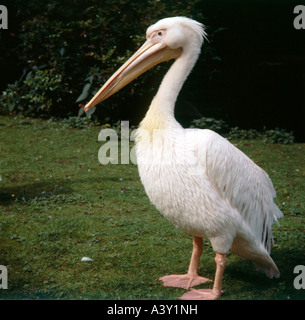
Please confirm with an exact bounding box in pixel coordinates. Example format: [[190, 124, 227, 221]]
[[84, 17, 207, 111], [146, 17, 207, 51]]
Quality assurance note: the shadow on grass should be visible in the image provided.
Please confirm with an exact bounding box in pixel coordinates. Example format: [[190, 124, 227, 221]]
[[219, 247, 305, 299], [0, 179, 73, 205]]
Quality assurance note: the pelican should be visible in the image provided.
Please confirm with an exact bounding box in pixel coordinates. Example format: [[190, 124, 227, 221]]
[[84, 17, 283, 300]]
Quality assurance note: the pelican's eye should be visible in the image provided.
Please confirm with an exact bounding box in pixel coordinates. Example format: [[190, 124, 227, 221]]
[[148, 29, 166, 43]]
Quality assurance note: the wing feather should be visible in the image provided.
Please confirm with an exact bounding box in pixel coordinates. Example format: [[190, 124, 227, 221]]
[[203, 130, 283, 253]]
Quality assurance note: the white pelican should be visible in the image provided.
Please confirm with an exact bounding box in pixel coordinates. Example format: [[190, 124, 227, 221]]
[[84, 17, 283, 300]]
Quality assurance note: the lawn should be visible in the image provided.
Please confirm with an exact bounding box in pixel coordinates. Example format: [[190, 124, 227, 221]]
[[0, 115, 304, 300]]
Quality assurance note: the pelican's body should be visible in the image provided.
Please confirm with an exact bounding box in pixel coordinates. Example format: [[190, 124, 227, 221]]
[[84, 17, 283, 299], [137, 127, 238, 244], [137, 125, 280, 272]]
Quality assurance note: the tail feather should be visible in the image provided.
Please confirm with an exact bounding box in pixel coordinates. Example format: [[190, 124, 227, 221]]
[[231, 234, 280, 279], [251, 253, 280, 279]]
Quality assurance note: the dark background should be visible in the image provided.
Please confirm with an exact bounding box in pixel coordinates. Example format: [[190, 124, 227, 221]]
[[0, 0, 304, 141]]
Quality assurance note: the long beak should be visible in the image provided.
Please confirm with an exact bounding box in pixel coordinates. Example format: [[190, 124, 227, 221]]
[[84, 40, 182, 112]]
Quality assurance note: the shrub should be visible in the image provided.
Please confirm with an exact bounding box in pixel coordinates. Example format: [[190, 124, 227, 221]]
[[0, 0, 209, 119], [1, 67, 71, 117], [262, 128, 295, 145], [190, 117, 229, 135], [190, 116, 294, 144]]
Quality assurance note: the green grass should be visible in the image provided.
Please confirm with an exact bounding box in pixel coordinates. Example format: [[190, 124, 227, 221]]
[[0, 115, 304, 300]]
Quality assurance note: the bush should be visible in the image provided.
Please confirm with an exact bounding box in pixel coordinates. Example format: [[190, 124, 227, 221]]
[[0, 0, 209, 119], [1, 66, 70, 117], [262, 128, 295, 145], [190, 116, 294, 144], [190, 117, 229, 135]]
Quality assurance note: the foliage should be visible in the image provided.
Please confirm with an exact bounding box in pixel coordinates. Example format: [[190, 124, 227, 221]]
[[0, 0, 209, 118], [1, 67, 70, 117], [190, 117, 229, 135], [261, 128, 295, 145], [190, 116, 295, 144]]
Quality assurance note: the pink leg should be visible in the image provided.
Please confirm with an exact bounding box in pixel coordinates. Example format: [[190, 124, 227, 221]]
[[180, 253, 226, 300], [158, 237, 211, 290]]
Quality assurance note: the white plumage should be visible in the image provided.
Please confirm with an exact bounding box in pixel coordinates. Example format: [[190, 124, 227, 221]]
[[84, 16, 283, 299]]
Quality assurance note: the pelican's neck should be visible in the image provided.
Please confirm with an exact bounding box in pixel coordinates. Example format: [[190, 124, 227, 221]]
[[140, 46, 200, 132]]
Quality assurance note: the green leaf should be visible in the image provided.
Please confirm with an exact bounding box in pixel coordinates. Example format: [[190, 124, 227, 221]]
[[76, 83, 91, 103], [78, 106, 85, 117], [8, 103, 15, 112]]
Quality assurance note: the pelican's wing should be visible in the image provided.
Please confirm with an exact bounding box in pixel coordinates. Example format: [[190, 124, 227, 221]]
[[201, 130, 283, 253]]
